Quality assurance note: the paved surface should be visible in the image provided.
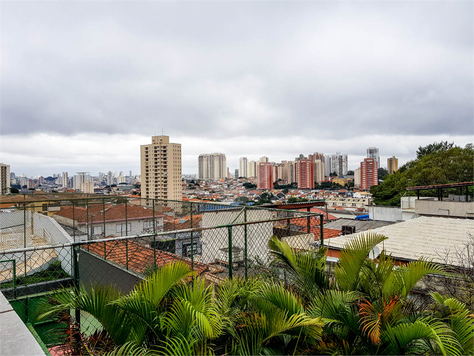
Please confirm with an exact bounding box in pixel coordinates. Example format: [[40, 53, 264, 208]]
[[0, 292, 46, 355]]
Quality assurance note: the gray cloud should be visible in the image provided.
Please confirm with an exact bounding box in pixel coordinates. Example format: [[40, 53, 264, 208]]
[[1, 1, 472, 175]]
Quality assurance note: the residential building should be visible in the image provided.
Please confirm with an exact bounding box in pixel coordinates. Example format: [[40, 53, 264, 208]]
[[314, 160, 324, 183], [141, 135, 182, 201], [247, 161, 257, 178], [239, 157, 248, 178], [53, 203, 165, 241], [257, 162, 273, 190], [367, 147, 380, 169], [354, 168, 361, 188], [61, 172, 68, 188], [0, 164, 11, 194], [361, 158, 378, 190], [295, 159, 315, 189], [308, 153, 325, 183], [198, 153, 226, 180], [81, 181, 94, 194], [325, 153, 348, 177], [73, 172, 90, 191], [387, 156, 399, 174], [259, 156, 269, 163]]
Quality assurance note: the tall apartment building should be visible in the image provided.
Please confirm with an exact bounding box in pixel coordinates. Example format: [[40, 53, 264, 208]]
[[247, 161, 257, 178], [325, 153, 348, 177], [314, 160, 324, 183], [61, 172, 68, 188], [239, 157, 248, 178], [309, 153, 325, 183], [354, 168, 361, 188], [361, 158, 378, 190], [74, 172, 90, 191], [387, 156, 399, 174], [257, 162, 273, 190], [0, 163, 11, 194], [367, 147, 380, 169], [295, 159, 315, 189], [259, 156, 269, 163], [141, 135, 182, 201], [198, 153, 226, 180]]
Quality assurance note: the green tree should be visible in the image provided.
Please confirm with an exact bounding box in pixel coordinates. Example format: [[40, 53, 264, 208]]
[[416, 141, 455, 159], [371, 143, 474, 206]]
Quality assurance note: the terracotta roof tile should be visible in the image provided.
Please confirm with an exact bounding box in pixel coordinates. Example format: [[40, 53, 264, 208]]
[[287, 217, 342, 240], [86, 240, 208, 275], [54, 204, 165, 224]]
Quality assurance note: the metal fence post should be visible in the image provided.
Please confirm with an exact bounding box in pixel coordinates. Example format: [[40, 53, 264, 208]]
[[244, 207, 248, 279], [73, 246, 81, 326], [320, 215, 324, 247], [86, 199, 90, 241], [72, 201, 76, 242], [153, 199, 156, 270], [228, 226, 233, 279], [102, 198, 106, 238], [23, 203, 27, 277], [125, 202, 128, 269], [190, 202, 194, 273]]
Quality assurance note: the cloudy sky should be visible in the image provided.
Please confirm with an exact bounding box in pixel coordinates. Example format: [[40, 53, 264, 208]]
[[1, 1, 472, 177]]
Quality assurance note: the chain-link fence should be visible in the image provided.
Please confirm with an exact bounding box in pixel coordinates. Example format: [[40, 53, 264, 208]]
[[0, 196, 324, 347]]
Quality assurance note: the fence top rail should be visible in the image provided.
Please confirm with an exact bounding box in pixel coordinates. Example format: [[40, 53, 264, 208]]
[[0, 213, 323, 255], [5, 196, 325, 213]]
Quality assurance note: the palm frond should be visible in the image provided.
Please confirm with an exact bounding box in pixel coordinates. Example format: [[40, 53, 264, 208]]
[[268, 236, 329, 300], [392, 260, 445, 298], [335, 233, 388, 292]]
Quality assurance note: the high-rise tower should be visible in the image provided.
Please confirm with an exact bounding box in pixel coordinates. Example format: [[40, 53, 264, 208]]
[[239, 157, 248, 178], [367, 147, 380, 169], [387, 156, 399, 174], [141, 136, 182, 201], [0, 164, 10, 195], [361, 158, 378, 190]]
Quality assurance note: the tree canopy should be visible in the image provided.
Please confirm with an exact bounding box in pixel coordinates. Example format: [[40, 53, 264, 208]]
[[371, 142, 473, 206]]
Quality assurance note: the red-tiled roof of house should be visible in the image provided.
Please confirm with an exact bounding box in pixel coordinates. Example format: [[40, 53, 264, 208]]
[[86, 240, 208, 275], [54, 204, 165, 225], [288, 217, 342, 240], [164, 215, 202, 231]]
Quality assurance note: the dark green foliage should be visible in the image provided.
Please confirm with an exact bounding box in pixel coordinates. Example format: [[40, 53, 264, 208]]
[[371, 143, 474, 206], [0, 260, 69, 289], [243, 182, 257, 189], [41, 237, 473, 356]]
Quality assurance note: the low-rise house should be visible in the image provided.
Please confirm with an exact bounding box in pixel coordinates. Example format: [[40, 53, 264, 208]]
[[52, 203, 165, 240]]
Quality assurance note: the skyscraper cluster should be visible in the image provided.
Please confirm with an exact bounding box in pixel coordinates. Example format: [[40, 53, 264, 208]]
[[238, 152, 348, 190]]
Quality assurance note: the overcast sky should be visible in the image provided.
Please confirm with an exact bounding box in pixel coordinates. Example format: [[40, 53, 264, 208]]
[[1, 1, 472, 177]]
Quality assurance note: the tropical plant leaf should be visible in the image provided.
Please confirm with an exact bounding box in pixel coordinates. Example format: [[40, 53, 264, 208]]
[[335, 233, 388, 292]]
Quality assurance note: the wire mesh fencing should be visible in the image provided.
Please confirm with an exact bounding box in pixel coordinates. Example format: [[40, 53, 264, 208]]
[[0, 196, 324, 346]]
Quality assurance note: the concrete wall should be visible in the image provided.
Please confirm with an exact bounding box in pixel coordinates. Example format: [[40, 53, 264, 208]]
[[0, 292, 46, 355], [78, 250, 143, 294], [368, 206, 403, 222], [52, 215, 164, 241], [201, 209, 273, 265], [415, 200, 474, 218]]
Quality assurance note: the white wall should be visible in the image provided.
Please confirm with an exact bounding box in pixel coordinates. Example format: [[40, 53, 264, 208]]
[[200, 209, 273, 265]]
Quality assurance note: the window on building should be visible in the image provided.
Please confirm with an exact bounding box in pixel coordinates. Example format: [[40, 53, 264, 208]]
[[93, 226, 102, 235], [116, 223, 131, 233]]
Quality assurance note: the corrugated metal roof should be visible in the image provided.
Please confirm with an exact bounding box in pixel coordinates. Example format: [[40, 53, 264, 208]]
[[325, 216, 474, 267], [324, 218, 394, 231]]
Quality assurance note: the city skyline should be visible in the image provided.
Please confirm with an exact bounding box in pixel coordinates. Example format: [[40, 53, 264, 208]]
[[3, 138, 471, 178], [1, 2, 472, 176]]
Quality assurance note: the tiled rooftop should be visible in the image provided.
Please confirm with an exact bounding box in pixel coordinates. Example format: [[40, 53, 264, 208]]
[[86, 239, 208, 275], [55, 204, 165, 224]]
